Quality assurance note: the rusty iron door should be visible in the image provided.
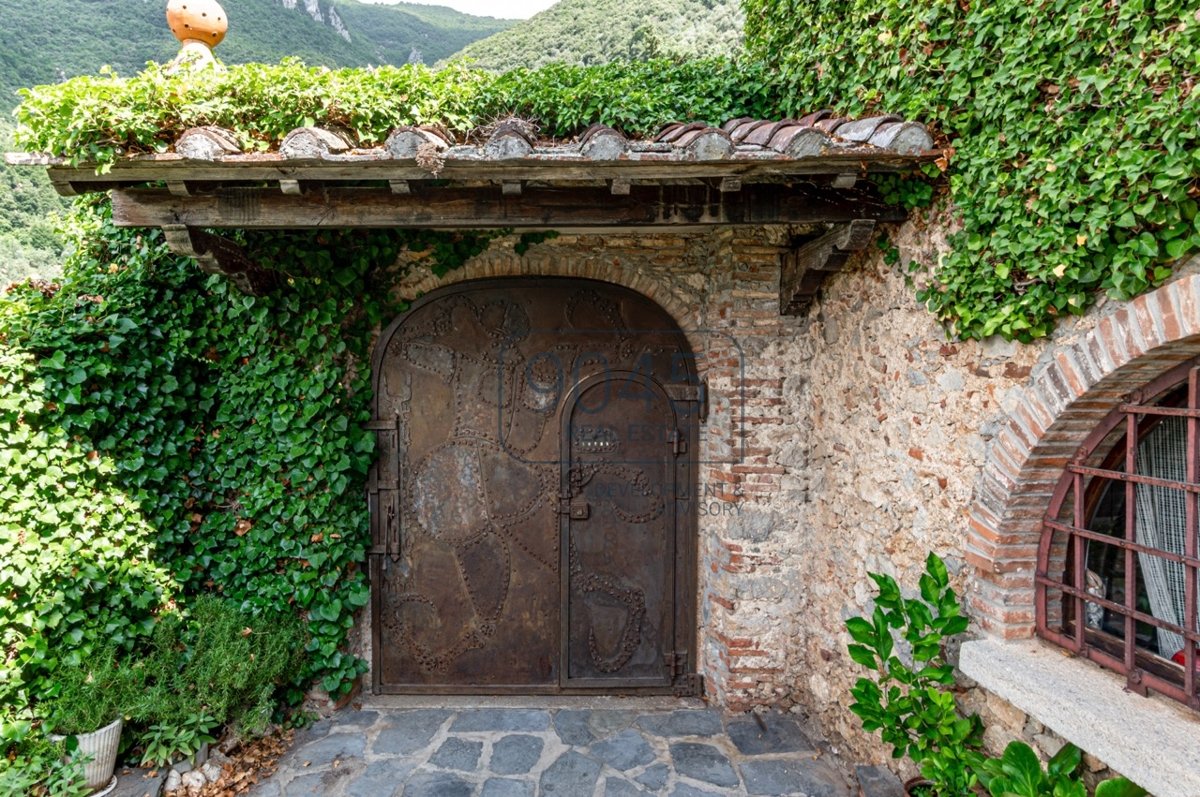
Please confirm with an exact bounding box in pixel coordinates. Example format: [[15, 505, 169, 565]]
[[561, 372, 689, 689], [369, 278, 699, 694]]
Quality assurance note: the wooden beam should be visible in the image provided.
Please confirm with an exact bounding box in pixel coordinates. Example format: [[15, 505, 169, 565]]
[[780, 219, 877, 316], [160, 224, 280, 296], [112, 184, 905, 230]]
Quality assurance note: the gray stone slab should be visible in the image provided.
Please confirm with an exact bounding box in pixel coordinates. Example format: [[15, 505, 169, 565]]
[[403, 771, 474, 797], [430, 737, 483, 771], [669, 785, 723, 797], [635, 763, 670, 791], [491, 734, 544, 775], [246, 782, 281, 797], [587, 710, 639, 739], [855, 765, 904, 797], [300, 719, 333, 740], [669, 742, 740, 788], [740, 757, 851, 797], [451, 708, 549, 732], [292, 733, 366, 767], [726, 714, 816, 756], [373, 709, 450, 755], [539, 751, 603, 796], [553, 709, 594, 745], [481, 777, 536, 797], [283, 768, 352, 797], [111, 767, 166, 797], [346, 759, 409, 797], [638, 710, 724, 738], [590, 729, 656, 771], [604, 777, 650, 796], [330, 709, 380, 729]]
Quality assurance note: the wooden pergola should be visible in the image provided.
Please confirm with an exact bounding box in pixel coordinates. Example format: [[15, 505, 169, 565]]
[[8, 114, 939, 312]]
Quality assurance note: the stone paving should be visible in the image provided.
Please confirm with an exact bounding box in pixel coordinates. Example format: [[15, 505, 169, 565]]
[[248, 698, 867, 797]]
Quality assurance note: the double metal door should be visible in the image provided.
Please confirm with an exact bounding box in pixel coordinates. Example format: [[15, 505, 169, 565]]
[[368, 278, 700, 694]]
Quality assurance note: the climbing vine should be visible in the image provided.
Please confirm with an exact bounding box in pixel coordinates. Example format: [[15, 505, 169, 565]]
[[14, 32, 1198, 340], [744, 0, 1200, 340], [0, 196, 498, 706]]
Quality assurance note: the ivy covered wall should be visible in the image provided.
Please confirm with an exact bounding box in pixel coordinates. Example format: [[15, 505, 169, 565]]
[[743, 0, 1199, 340], [0, 198, 501, 709]]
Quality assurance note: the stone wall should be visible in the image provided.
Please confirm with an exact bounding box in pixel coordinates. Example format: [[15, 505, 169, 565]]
[[353, 221, 1199, 780]]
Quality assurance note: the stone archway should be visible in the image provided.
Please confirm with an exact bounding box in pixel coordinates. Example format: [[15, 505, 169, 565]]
[[967, 273, 1200, 636]]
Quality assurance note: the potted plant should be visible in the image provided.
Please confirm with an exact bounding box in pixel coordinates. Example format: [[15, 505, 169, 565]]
[[39, 647, 132, 796], [848, 555, 1151, 797], [846, 553, 984, 795]]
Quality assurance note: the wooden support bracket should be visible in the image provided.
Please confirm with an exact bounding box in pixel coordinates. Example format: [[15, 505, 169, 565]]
[[780, 219, 876, 316], [161, 225, 279, 296]]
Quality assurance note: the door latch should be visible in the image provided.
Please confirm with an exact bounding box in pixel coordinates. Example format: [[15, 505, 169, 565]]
[[558, 496, 590, 519]]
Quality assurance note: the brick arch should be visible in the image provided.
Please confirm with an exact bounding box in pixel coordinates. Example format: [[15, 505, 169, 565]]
[[395, 243, 702, 352], [967, 274, 1200, 637]]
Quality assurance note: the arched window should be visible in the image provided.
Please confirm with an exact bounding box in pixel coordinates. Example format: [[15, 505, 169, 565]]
[[1038, 358, 1200, 710]]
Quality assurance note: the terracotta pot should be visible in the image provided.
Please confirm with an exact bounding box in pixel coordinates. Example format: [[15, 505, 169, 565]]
[[166, 0, 228, 47]]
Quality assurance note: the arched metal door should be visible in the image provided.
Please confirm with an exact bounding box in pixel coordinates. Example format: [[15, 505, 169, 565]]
[[368, 278, 701, 694]]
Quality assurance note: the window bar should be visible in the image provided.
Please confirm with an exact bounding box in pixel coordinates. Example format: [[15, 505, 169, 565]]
[[1124, 409, 1140, 691], [1038, 574, 1200, 640], [1073, 469, 1086, 654], [1186, 367, 1198, 707], [1043, 518, 1200, 568]]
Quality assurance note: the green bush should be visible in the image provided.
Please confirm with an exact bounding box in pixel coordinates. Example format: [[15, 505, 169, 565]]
[[38, 646, 134, 735], [0, 714, 89, 797], [127, 598, 304, 740], [1, 195, 502, 717]]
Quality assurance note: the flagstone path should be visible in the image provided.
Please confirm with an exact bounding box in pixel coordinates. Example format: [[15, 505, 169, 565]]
[[245, 696, 891, 797]]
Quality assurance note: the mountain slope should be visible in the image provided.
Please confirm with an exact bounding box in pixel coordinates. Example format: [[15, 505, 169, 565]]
[[0, 0, 515, 285], [448, 0, 743, 71], [0, 0, 515, 101]]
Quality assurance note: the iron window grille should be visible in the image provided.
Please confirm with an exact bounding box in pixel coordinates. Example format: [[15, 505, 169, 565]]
[[1037, 358, 1200, 711]]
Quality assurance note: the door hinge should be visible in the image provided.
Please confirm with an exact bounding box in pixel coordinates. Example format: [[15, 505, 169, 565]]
[[667, 651, 703, 696], [667, 650, 688, 679], [665, 380, 708, 423], [669, 429, 687, 456]]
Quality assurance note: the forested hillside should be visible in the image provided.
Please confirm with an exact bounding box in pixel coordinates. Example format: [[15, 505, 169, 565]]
[[0, 0, 514, 282], [0, 0, 513, 100], [449, 0, 743, 70]]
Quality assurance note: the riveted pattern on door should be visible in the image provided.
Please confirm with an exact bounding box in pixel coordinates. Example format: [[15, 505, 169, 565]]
[[369, 278, 699, 693]]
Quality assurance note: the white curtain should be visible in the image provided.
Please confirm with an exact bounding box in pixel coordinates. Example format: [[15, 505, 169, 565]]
[[1134, 416, 1198, 659]]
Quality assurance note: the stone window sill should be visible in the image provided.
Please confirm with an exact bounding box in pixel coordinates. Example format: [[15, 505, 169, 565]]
[[959, 637, 1200, 797]]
